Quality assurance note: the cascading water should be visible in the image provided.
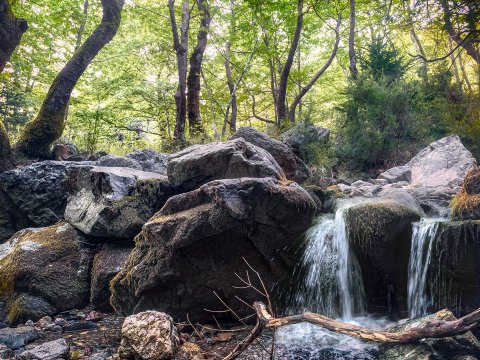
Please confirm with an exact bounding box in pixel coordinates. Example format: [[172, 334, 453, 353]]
[[407, 218, 446, 318], [292, 204, 366, 321]]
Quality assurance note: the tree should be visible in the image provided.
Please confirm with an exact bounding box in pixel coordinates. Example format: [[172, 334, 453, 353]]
[[0, 0, 28, 171], [168, 0, 189, 145], [186, 0, 211, 137], [348, 0, 358, 79], [14, 0, 124, 158]]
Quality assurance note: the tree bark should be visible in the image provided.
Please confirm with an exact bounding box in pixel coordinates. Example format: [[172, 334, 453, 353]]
[[276, 0, 304, 126], [440, 0, 480, 64], [0, 0, 28, 171], [288, 17, 341, 123], [15, 0, 124, 158], [224, 45, 237, 134], [187, 0, 211, 137], [224, 302, 480, 359], [348, 0, 358, 79], [169, 0, 189, 145]]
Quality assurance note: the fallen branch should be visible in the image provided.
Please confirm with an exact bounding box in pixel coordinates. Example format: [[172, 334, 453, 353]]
[[223, 302, 480, 359]]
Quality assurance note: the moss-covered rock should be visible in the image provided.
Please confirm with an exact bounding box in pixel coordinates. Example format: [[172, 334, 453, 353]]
[[0, 222, 93, 323], [345, 190, 424, 318]]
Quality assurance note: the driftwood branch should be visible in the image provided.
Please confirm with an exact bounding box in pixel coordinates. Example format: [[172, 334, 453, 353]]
[[223, 302, 480, 359]]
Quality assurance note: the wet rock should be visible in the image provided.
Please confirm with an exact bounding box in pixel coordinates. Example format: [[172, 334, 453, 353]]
[[0, 223, 93, 324], [90, 245, 132, 311], [230, 127, 309, 183], [125, 149, 170, 175], [0, 161, 94, 227], [345, 190, 424, 317], [167, 138, 285, 192], [118, 311, 178, 360], [65, 166, 172, 238], [110, 178, 316, 320], [280, 123, 330, 158], [96, 155, 143, 170], [6, 295, 55, 325], [19, 338, 70, 360], [64, 321, 98, 332], [380, 309, 480, 359], [0, 326, 40, 350], [424, 220, 480, 315], [0, 344, 14, 358]]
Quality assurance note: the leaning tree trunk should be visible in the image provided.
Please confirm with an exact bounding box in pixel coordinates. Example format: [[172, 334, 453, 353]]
[[14, 0, 124, 158], [0, 0, 28, 171], [276, 0, 303, 127], [187, 0, 211, 137]]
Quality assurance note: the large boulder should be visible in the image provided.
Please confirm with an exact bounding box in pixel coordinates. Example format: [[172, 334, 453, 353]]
[[0, 161, 93, 228], [90, 244, 132, 311], [344, 190, 424, 317], [110, 178, 317, 321], [118, 311, 178, 360], [125, 149, 170, 175], [0, 223, 93, 323], [0, 189, 33, 243], [65, 166, 172, 238], [280, 123, 330, 158], [451, 167, 480, 220], [420, 220, 480, 316], [230, 127, 309, 183], [167, 138, 286, 192], [380, 309, 480, 360], [378, 135, 476, 188]]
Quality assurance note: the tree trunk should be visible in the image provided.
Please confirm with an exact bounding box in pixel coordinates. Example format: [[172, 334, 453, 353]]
[[276, 0, 303, 127], [348, 0, 358, 79], [448, 37, 462, 89], [224, 45, 237, 134], [458, 51, 473, 93], [186, 0, 211, 137], [409, 27, 428, 79], [0, 0, 28, 171], [15, 0, 124, 158], [440, 0, 480, 64], [288, 17, 341, 123], [169, 0, 189, 145]]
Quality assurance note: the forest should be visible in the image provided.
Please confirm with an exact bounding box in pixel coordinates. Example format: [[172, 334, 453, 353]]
[[1, 0, 480, 360], [1, 0, 478, 175]]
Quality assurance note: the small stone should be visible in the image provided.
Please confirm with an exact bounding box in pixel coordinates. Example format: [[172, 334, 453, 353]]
[[63, 321, 98, 332], [0, 326, 41, 350], [19, 338, 70, 360]]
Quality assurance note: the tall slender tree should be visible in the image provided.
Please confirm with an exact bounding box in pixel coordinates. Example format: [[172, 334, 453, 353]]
[[15, 0, 125, 158], [348, 0, 358, 79], [187, 0, 211, 137]]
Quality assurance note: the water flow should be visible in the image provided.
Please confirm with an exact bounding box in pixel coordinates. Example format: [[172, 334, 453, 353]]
[[293, 204, 366, 321], [407, 218, 443, 318]]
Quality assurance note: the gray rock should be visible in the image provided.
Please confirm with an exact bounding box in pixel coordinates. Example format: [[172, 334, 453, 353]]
[[351, 180, 374, 188], [125, 149, 170, 175], [0, 344, 14, 358], [230, 127, 309, 183], [19, 338, 70, 360], [378, 165, 411, 183], [345, 191, 424, 316], [96, 155, 143, 170], [0, 223, 92, 324], [118, 311, 178, 360], [6, 295, 55, 325], [63, 321, 97, 332], [280, 123, 330, 157], [65, 166, 172, 238], [0, 161, 94, 227], [0, 326, 40, 350], [407, 135, 476, 187], [110, 177, 317, 321], [90, 245, 132, 310], [167, 138, 286, 192]]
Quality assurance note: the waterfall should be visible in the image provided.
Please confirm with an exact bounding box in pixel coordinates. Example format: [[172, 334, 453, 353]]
[[407, 218, 444, 318], [292, 204, 366, 321]]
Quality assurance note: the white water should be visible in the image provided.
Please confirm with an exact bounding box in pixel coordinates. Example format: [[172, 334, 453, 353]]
[[292, 204, 366, 321], [407, 218, 446, 318]]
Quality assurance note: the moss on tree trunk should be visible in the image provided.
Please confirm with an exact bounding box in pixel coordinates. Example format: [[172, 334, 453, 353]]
[[14, 0, 124, 158]]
